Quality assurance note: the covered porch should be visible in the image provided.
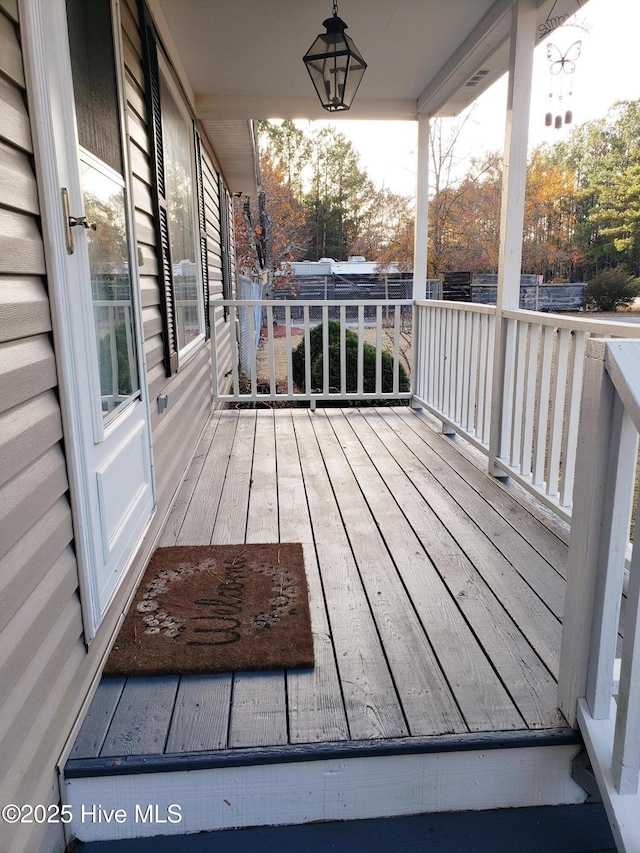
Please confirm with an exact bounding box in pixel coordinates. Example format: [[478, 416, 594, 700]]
[[63, 0, 639, 849], [66, 404, 588, 842]]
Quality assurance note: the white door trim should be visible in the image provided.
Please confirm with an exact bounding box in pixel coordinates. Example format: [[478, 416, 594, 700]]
[[19, 0, 156, 641]]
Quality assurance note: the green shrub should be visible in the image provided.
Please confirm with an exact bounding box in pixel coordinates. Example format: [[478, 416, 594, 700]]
[[291, 320, 409, 399], [585, 268, 640, 312]]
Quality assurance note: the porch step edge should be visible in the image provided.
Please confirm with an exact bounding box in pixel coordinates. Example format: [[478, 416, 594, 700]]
[[65, 725, 581, 779]]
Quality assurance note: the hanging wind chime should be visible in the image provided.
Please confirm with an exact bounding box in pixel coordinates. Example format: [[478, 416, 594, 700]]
[[545, 40, 581, 129]]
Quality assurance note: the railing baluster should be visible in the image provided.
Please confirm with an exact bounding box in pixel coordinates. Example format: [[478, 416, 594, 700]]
[[426, 305, 434, 403], [322, 304, 329, 396], [466, 312, 479, 433], [532, 325, 553, 487], [267, 304, 276, 395], [546, 327, 570, 498], [455, 310, 465, 423], [304, 304, 311, 398], [393, 304, 400, 396], [559, 331, 585, 508], [357, 305, 364, 396], [375, 304, 382, 396], [520, 322, 539, 480], [340, 304, 346, 396], [211, 303, 220, 398], [476, 313, 488, 442], [484, 313, 495, 444], [510, 321, 527, 468], [499, 317, 517, 462], [248, 303, 257, 398], [285, 305, 293, 396], [460, 311, 471, 429], [230, 302, 239, 397]]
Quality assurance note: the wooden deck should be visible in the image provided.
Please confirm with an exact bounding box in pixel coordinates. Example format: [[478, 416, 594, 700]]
[[65, 407, 589, 842], [71, 405, 571, 749]]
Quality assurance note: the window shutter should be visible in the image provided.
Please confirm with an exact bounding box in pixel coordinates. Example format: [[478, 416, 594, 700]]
[[138, 1, 178, 375], [218, 174, 232, 319], [193, 125, 210, 340]]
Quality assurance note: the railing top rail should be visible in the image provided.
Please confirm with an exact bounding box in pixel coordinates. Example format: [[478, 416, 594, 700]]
[[502, 308, 640, 336], [217, 299, 413, 308], [414, 299, 496, 315], [605, 339, 640, 433]]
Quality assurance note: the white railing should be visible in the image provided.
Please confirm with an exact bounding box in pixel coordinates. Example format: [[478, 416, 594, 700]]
[[413, 300, 640, 522], [412, 300, 496, 453], [211, 298, 413, 404], [558, 339, 640, 853]]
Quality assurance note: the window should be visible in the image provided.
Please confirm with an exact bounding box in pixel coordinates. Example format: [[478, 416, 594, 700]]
[[218, 174, 233, 317], [159, 65, 203, 355], [139, 3, 210, 375]]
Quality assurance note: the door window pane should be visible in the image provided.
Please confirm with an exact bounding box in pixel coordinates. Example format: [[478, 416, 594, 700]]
[[66, 0, 123, 174], [159, 72, 203, 352], [81, 158, 140, 416]]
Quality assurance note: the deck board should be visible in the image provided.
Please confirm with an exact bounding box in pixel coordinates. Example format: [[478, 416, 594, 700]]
[[273, 411, 348, 744], [175, 410, 238, 546], [379, 407, 567, 616], [319, 410, 528, 732], [397, 406, 570, 574], [73, 407, 572, 763], [349, 409, 563, 678], [325, 409, 561, 730], [165, 674, 232, 753], [293, 412, 409, 740], [229, 410, 287, 749], [310, 412, 473, 735]]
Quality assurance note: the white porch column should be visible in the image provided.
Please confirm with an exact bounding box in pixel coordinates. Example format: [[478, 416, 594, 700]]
[[411, 114, 430, 406], [413, 114, 430, 300], [488, 0, 537, 475]]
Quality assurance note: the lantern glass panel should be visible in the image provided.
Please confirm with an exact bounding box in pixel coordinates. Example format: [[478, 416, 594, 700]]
[[303, 22, 366, 111]]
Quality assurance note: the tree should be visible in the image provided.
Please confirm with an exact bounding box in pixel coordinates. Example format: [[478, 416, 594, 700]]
[[553, 100, 640, 278], [233, 151, 308, 293], [428, 151, 502, 276], [350, 186, 415, 270], [303, 126, 374, 260], [258, 119, 310, 195], [522, 146, 582, 280]]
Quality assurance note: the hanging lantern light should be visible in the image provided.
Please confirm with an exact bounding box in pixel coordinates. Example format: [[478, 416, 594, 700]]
[[303, 2, 367, 111]]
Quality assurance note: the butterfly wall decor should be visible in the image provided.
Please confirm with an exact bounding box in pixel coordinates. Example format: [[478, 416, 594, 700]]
[[546, 41, 582, 128]]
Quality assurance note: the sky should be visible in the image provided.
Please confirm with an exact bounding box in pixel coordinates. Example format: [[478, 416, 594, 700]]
[[304, 0, 640, 198]]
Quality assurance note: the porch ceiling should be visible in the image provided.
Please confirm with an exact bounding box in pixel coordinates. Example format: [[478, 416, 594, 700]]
[[149, 0, 586, 192]]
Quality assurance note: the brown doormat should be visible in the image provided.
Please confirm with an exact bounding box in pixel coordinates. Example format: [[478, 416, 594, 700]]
[[103, 544, 314, 677]]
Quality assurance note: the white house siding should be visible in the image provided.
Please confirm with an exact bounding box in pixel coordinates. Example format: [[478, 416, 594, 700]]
[[0, 2, 83, 852], [120, 0, 232, 506], [0, 2, 235, 851]]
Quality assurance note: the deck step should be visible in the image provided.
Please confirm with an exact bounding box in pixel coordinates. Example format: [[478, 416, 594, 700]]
[[64, 730, 588, 845]]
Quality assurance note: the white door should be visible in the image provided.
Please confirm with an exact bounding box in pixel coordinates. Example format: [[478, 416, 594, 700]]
[[40, 0, 155, 638]]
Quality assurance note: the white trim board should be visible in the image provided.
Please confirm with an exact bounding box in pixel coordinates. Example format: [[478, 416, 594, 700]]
[[65, 743, 586, 843]]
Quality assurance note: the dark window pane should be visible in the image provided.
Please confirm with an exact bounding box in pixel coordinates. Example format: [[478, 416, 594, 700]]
[[66, 0, 123, 175]]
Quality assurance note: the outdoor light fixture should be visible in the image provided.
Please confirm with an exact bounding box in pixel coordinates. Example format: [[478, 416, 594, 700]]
[[302, 2, 367, 112]]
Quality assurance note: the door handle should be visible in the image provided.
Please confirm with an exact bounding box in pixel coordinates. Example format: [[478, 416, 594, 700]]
[[69, 215, 97, 231], [62, 188, 97, 255]]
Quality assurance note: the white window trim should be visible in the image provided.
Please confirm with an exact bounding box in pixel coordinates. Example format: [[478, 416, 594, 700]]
[[157, 51, 206, 365]]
